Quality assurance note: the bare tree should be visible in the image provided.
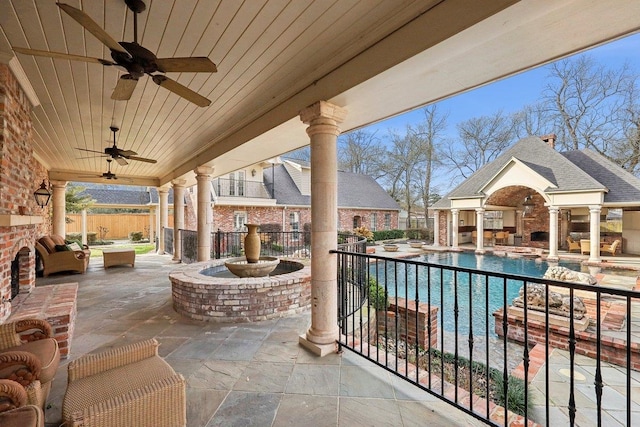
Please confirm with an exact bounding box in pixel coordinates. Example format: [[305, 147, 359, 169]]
[[512, 102, 554, 139], [284, 146, 311, 162], [337, 130, 387, 179], [408, 106, 447, 221], [544, 55, 634, 155], [441, 111, 516, 179]]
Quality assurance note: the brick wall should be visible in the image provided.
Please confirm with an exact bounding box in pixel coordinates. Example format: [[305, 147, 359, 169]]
[[211, 204, 398, 232], [0, 64, 50, 321], [377, 297, 438, 349]]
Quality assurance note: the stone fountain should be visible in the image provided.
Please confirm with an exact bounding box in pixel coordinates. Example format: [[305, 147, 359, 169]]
[[223, 224, 279, 277]]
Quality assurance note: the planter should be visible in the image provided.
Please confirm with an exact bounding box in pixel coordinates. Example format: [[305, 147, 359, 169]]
[[384, 244, 399, 252], [408, 241, 424, 249]]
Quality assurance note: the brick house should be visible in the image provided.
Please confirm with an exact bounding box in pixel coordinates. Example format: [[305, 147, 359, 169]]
[[432, 135, 640, 259], [77, 158, 400, 236]]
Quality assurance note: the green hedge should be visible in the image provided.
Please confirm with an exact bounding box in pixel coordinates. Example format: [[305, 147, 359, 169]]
[[66, 232, 97, 244], [372, 229, 405, 241], [406, 228, 432, 241]]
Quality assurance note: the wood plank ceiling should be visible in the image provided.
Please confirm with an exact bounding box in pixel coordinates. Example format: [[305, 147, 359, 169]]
[[1, 0, 639, 187]]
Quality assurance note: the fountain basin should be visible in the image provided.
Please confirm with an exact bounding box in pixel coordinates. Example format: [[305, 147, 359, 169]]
[[170, 258, 310, 323], [224, 256, 279, 277]]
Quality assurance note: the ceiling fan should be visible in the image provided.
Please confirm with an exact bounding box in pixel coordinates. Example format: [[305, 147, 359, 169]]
[[12, 1, 217, 107], [80, 159, 126, 181], [77, 126, 157, 165]]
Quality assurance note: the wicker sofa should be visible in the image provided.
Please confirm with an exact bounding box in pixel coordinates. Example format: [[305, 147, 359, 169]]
[[62, 338, 186, 427], [35, 235, 90, 277], [0, 379, 44, 427]]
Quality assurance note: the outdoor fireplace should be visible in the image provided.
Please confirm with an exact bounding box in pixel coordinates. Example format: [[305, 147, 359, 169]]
[[530, 231, 549, 241], [11, 256, 19, 299]]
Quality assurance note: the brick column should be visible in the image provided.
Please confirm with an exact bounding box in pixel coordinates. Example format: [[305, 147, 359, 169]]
[[51, 180, 67, 237], [172, 179, 186, 262], [157, 186, 169, 254], [195, 166, 214, 262], [299, 101, 347, 357]]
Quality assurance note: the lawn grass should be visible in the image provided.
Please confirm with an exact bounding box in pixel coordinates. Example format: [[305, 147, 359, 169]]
[[89, 243, 156, 257]]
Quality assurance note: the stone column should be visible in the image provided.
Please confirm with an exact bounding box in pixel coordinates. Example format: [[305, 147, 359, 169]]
[[149, 207, 156, 244], [589, 205, 602, 263], [451, 209, 459, 249], [432, 210, 440, 246], [51, 180, 67, 237], [298, 101, 347, 357], [195, 166, 214, 262], [81, 209, 87, 246], [475, 208, 485, 253], [547, 206, 559, 261], [157, 187, 170, 254], [172, 179, 186, 262]]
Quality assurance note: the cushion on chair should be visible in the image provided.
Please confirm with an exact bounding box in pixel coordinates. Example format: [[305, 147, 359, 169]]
[[0, 339, 60, 385], [50, 235, 66, 246], [37, 237, 56, 254], [0, 405, 44, 427]]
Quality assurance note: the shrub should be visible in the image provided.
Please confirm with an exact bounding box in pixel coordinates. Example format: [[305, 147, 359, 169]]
[[491, 370, 528, 416], [129, 231, 144, 242], [353, 226, 374, 242], [66, 232, 97, 244], [372, 229, 405, 241], [368, 276, 388, 310], [406, 228, 431, 241], [270, 243, 284, 253]]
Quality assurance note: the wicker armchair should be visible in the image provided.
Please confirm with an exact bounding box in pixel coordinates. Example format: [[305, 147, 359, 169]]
[[35, 235, 90, 277], [0, 319, 60, 410], [0, 379, 44, 427], [62, 338, 186, 427], [566, 236, 581, 253], [601, 239, 621, 256]]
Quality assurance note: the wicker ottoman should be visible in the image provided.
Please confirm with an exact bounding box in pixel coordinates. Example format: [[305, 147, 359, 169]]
[[62, 339, 186, 427], [102, 248, 135, 268]]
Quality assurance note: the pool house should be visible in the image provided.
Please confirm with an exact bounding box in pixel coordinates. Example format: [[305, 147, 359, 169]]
[[1, 1, 640, 426], [432, 134, 640, 263]]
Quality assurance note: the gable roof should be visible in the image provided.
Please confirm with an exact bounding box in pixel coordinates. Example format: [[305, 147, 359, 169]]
[[434, 136, 640, 209], [74, 183, 174, 206], [263, 164, 399, 210]]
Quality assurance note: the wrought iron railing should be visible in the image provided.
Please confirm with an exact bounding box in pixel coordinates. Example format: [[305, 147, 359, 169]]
[[212, 178, 271, 198], [174, 228, 311, 263], [332, 250, 639, 426], [336, 234, 368, 323]]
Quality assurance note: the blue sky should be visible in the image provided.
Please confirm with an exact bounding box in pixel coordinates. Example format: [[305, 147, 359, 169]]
[[363, 32, 640, 138], [355, 32, 640, 193]]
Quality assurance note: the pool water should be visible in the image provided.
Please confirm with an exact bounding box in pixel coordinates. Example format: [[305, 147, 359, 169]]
[[370, 252, 583, 336]]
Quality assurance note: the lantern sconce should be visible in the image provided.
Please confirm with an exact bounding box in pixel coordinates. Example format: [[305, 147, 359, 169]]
[[34, 180, 52, 208], [251, 168, 257, 177], [522, 195, 535, 216]]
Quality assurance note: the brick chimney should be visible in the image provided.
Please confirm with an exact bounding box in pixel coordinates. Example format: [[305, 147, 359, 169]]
[[540, 133, 557, 150]]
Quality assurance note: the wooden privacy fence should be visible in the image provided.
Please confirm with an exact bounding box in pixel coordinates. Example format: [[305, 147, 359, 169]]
[[66, 213, 174, 239]]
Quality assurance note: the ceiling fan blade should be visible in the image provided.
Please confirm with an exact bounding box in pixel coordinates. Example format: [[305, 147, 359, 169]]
[[12, 47, 115, 65], [77, 155, 108, 160], [155, 57, 217, 73], [152, 75, 211, 107], [111, 75, 138, 100], [128, 155, 157, 164], [118, 149, 138, 157], [57, 3, 128, 54], [115, 157, 129, 166], [76, 147, 107, 155]]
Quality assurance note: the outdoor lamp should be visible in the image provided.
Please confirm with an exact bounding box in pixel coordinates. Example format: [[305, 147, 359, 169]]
[[34, 180, 51, 207], [522, 195, 535, 216], [251, 168, 257, 177]]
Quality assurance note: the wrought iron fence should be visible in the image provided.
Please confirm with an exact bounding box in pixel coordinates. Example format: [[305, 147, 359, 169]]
[[332, 249, 639, 426], [174, 228, 312, 263], [212, 178, 270, 198]]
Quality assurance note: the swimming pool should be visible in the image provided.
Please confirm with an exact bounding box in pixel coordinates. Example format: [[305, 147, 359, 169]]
[[370, 252, 583, 336]]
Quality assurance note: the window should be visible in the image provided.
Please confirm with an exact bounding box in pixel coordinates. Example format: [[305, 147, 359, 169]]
[[233, 211, 247, 231], [289, 212, 300, 238], [384, 213, 391, 230], [353, 215, 362, 229], [484, 211, 503, 229], [371, 213, 378, 231], [228, 172, 245, 196]]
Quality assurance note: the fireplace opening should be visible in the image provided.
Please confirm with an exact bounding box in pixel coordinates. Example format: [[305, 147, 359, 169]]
[[530, 231, 549, 241], [10, 256, 19, 299]]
